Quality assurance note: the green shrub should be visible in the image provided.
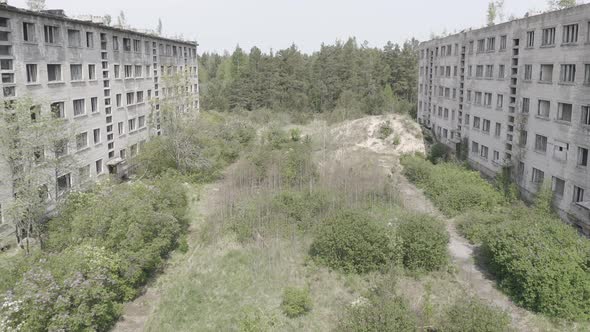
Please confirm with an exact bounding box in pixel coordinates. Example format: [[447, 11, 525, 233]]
[[398, 214, 449, 272], [338, 295, 417, 332], [400, 154, 432, 185], [178, 235, 189, 253], [0, 246, 127, 332], [378, 121, 393, 140], [229, 190, 331, 242], [289, 127, 302, 142], [47, 175, 187, 288], [392, 134, 401, 146], [400, 155, 505, 217], [271, 190, 330, 231], [249, 135, 317, 189], [134, 112, 254, 181], [310, 211, 402, 273], [439, 297, 512, 332], [281, 287, 312, 318], [428, 143, 451, 164], [281, 142, 318, 188], [455, 206, 527, 245], [483, 214, 590, 320], [264, 126, 290, 149], [238, 306, 278, 331]]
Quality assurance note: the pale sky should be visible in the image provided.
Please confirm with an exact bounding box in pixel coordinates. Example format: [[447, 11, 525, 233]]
[[10, 0, 562, 53]]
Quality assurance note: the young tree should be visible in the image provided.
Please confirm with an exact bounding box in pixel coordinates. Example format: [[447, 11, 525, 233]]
[[103, 14, 112, 26], [143, 71, 207, 174], [487, 1, 497, 26], [495, 0, 505, 22], [0, 98, 76, 253], [117, 11, 127, 28], [26, 0, 46, 11], [157, 18, 163, 36], [548, 0, 577, 9]]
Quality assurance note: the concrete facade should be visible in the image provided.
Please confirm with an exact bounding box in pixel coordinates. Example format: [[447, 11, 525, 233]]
[[0, 5, 199, 225], [417, 4, 590, 234]]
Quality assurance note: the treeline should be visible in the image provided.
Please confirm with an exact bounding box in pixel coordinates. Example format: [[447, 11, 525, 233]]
[[199, 37, 419, 117]]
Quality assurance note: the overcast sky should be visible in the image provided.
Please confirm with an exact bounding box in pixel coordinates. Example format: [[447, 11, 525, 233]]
[[10, 0, 562, 53]]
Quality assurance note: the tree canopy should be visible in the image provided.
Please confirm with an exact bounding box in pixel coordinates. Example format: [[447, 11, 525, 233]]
[[198, 38, 419, 117]]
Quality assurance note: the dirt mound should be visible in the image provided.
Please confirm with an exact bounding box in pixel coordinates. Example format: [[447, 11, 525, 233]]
[[328, 113, 425, 155]]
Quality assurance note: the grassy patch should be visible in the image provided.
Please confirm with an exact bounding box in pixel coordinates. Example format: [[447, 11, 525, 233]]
[[400, 154, 505, 217]]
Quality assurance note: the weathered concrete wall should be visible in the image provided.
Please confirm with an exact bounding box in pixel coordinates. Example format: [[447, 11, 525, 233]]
[[0, 5, 199, 224], [417, 4, 590, 234]]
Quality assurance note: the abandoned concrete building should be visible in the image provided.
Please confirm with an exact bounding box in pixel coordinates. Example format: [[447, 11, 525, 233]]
[[417, 4, 590, 234], [0, 4, 199, 227]]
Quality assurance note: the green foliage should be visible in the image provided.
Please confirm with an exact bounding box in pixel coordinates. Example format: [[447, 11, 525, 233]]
[[264, 126, 290, 149], [271, 191, 330, 230], [199, 38, 419, 117], [310, 211, 402, 273], [533, 182, 555, 216], [392, 134, 401, 146], [0, 246, 127, 332], [46, 176, 187, 288], [249, 128, 317, 189], [378, 121, 394, 139], [178, 235, 189, 254], [483, 213, 590, 320], [0, 174, 190, 331], [338, 286, 418, 332], [428, 143, 451, 164], [455, 207, 514, 244], [136, 112, 255, 182], [400, 155, 505, 217], [281, 287, 312, 318], [494, 167, 519, 203], [229, 190, 331, 243], [439, 297, 512, 332], [289, 128, 302, 142], [238, 306, 278, 332], [398, 214, 449, 272], [399, 153, 432, 184]]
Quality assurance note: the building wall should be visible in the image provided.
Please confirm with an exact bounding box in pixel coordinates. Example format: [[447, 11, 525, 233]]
[[0, 6, 199, 224], [417, 4, 590, 234]]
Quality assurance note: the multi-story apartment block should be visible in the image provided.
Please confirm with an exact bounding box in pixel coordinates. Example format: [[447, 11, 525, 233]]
[[0, 4, 199, 227], [417, 5, 590, 234]]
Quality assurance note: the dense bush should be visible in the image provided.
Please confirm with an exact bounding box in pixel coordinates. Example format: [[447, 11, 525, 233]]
[[280, 287, 313, 318], [46, 177, 186, 289], [229, 190, 331, 243], [483, 214, 590, 320], [400, 155, 504, 217], [338, 294, 417, 331], [271, 191, 330, 231], [310, 211, 401, 273], [428, 143, 451, 164], [399, 153, 431, 184], [0, 174, 189, 331], [249, 128, 317, 189], [455, 207, 526, 245], [135, 112, 255, 182], [0, 246, 128, 331], [398, 214, 449, 272], [439, 297, 511, 332]]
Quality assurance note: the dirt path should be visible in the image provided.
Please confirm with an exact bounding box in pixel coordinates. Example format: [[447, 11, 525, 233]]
[[111, 181, 225, 332], [396, 175, 537, 331]]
